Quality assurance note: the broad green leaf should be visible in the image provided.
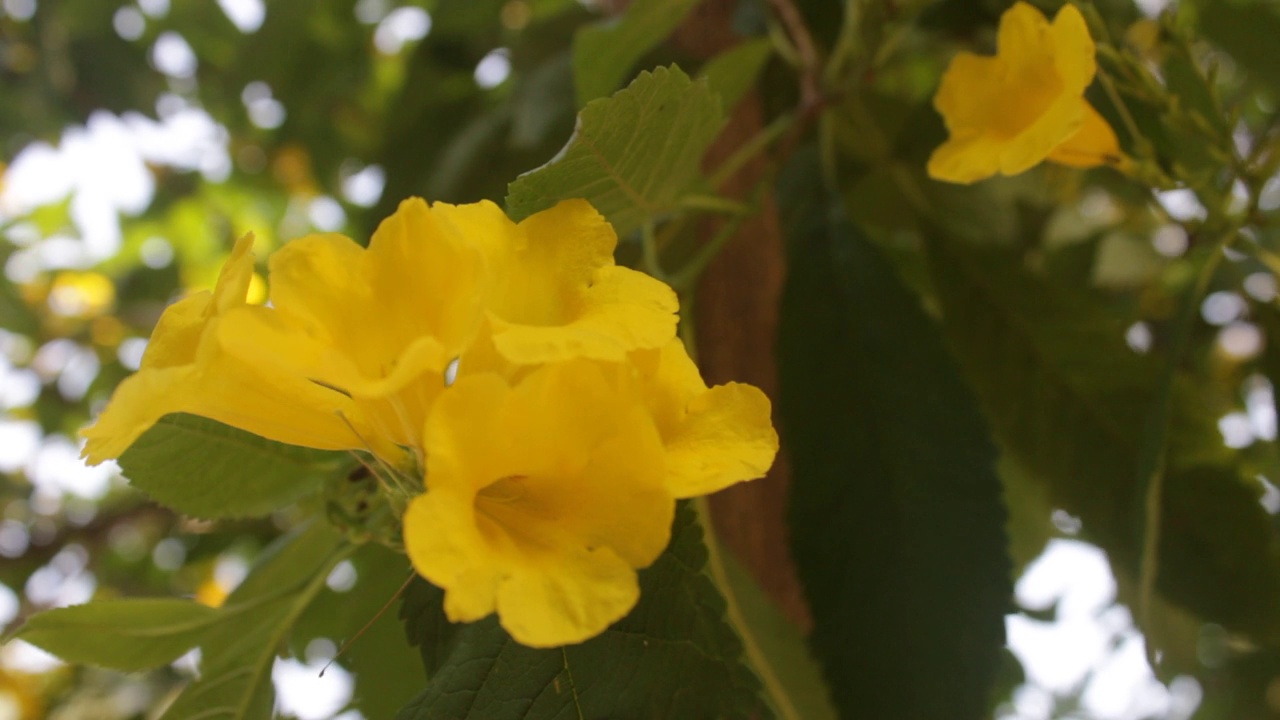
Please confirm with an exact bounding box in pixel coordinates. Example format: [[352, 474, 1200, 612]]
[[160, 523, 351, 720], [924, 233, 1280, 644], [397, 503, 768, 720], [10, 599, 219, 672], [572, 0, 700, 105], [698, 38, 773, 111], [118, 413, 353, 520], [505, 65, 724, 236], [293, 543, 423, 719], [777, 153, 1010, 720], [715, 544, 837, 720]]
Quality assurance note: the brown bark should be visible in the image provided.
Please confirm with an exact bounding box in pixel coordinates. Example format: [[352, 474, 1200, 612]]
[[676, 0, 811, 628]]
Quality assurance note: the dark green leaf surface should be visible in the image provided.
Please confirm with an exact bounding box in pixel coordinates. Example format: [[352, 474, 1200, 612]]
[[572, 0, 701, 105], [160, 523, 350, 720], [777, 152, 1010, 720], [10, 599, 219, 672], [397, 503, 768, 720], [924, 234, 1280, 642], [118, 413, 352, 520], [505, 65, 724, 236]]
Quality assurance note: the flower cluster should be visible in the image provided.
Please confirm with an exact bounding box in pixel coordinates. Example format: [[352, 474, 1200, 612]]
[[928, 2, 1124, 184], [82, 198, 778, 647]]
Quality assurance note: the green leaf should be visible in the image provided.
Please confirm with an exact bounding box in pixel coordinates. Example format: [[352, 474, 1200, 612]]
[[777, 150, 1010, 720], [9, 599, 219, 672], [397, 503, 768, 720], [293, 543, 424, 719], [923, 233, 1280, 644], [698, 38, 773, 111], [505, 65, 724, 237], [715, 543, 838, 720], [160, 523, 351, 720], [118, 413, 353, 520], [571, 0, 701, 105]]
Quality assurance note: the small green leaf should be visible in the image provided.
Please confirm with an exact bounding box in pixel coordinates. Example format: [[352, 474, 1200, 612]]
[[397, 503, 768, 720], [10, 599, 219, 671], [777, 150, 1010, 720], [698, 38, 773, 111], [572, 0, 701, 105], [160, 523, 351, 720], [505, 65, 724, 237], [118, 413, 353, 520]]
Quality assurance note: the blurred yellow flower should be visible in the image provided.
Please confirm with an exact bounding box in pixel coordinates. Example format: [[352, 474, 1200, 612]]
[[403, 360, 675, 647], [0, 665, 43, 720], [927, 2, 1124, 184], [47, 271, 115, 318]]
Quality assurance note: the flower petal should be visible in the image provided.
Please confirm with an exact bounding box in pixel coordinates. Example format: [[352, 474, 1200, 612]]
[[1051, 3, 1096, 92], [1000, 94, 1085, 176], [666, 383, 779, 498], [490, 266, 678, 363], [927, 131, 1007, 185], [478, 199, 677, 363], [1047, 100, 1122, 169], [932, 52, 1005, 134], [497, 546, 640, 648]]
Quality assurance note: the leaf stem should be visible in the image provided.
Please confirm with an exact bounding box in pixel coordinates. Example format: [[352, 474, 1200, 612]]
[[707, 113, 796, 190], [692, 497, 804, 720]]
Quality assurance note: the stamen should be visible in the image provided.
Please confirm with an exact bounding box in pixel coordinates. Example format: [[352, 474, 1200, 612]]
[[309, 377, 353, 398]]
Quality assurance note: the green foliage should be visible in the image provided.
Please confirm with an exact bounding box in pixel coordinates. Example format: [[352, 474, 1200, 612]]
[[572, 0, 702, 105], [698, 38, 774, 111], [506, 65, 724, 236], [923, 234, 1280, 643], [397, 504, 768, 720], [118, 413, 353, 519], [715, 545, 837, 720], [293, 543, 424, 719], [160, 523, 350, 720], [9, 599, 219, 672], [778, 153, 1010, 720]]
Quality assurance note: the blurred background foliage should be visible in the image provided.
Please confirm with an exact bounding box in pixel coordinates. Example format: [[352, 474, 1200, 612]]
[[4, 0, 1280, 718]]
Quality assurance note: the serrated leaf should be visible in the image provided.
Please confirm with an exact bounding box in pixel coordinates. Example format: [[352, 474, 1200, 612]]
[[924, 232, 1280, 644], [397, 503, 768, 720], [118, 413, 352, 520], [10, 599, 220, 672], [160, 523, 351, 720], [572, 0, 701, 105], [505, 65, 724, 236], [698, 38, 773, 111], [777, 153, 1010, 720]]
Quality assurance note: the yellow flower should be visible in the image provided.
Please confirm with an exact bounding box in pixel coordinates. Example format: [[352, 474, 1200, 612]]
[[927, 2, 1123, 184], [81, 235, 377, 465], [215, 198, 488, 462], [0, 665, 42, 720], [403, 360, 674, 647], [432, 199, 678, 364], [633, 339, 778, 498]]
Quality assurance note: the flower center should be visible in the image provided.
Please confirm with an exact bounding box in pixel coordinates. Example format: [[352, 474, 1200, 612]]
[[477, 474, 528, 504]]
